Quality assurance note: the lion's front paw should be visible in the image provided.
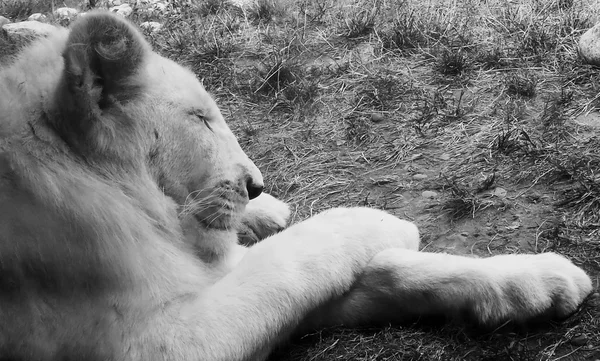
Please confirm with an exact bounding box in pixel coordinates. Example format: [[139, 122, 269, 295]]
[[482, 252, 593, 324], [238, 193, 291, 246]]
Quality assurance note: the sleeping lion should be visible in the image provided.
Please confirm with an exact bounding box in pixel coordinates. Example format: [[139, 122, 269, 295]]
[[0, 11, 592, 361]]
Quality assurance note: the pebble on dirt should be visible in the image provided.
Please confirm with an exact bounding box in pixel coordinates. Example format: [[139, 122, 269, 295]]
[[54, 7, 79, 19], [579, 23, 600, 66], [370, 113, 385, 123], [422, 190, 438, 199], [110, 4, 133, 17], [570, 334, 588, 347], [27, 13, 47, 22], [140, 21, 162, 33], [0, 16, 10, 27]]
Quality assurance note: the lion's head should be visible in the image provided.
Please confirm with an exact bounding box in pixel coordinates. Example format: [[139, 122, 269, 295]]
[[57, 12, 264, 230], [3, 11, 263, 229], [0, 11, 263, 299]]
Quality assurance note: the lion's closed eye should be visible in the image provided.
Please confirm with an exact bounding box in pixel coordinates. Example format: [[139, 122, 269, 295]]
[[189, 110, 213, 131]]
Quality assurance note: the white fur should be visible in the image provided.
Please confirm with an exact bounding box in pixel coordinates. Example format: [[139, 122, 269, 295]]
[[182, 207, 592, 360]]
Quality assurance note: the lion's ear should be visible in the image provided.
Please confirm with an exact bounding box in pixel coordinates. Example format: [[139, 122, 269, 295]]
[[55, 11, 150, 149], [62, 11, 149, 107]]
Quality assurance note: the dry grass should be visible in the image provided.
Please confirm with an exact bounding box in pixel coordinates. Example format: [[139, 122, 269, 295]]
[[2, 0, 600, 359], [0, 0, 53, 20]]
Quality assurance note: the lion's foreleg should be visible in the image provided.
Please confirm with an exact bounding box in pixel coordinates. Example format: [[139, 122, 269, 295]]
[[157, 208, 419, 361], [300, 249, 593, 330]]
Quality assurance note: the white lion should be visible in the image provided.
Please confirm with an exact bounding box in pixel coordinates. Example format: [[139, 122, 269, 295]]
[[0, 11, 592, 361]]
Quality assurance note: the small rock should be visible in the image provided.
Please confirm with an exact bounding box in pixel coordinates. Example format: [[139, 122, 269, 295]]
[[27, 13, 47, 22], [409, 153, 423, 161], [439, 153, 450, 161], [446, 233, 468, 244], [579, 23, 600, 66], [370, 113, 385, 123], [230, 0, 254, 9], [588, 292, 600, 307], [412, 174, 428, 180], [137, 0, 168, 14], [109, 0, 122, 5], [140, 21, 162, 32], [570, 334, 588, 346], [370, 177, 395, 186], [0, 16, 10, 27], [150, 2, 167, 13], [505, 221, 521, 231], [54, 7, 79, 19], [574, 112, 600, 129], [2, 21, 56, 43], [492, 187, 507, 198], [422, 190, 438, 199], [110, 3, 133, 17]]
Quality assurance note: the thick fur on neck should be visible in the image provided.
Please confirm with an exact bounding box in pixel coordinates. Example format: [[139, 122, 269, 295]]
[[181, 214, 240, 264]]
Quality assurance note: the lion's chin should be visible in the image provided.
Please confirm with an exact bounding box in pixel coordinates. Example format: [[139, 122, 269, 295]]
[[180, 189, 247, 231], [193, 208, 242, 231]]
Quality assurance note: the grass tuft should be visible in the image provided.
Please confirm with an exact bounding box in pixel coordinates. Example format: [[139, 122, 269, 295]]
[[474, 47, 511, 69], [504, 71, 537, 98], [540, 88, 573, 130], [441, 178, 495, 221], [435, 48, 470, 76], [0, 0, 52, 20], [380, 10, 428, 51], [198, 0, 231, 16], [342, 8, 377, 38], [257, 60, 298, 94], [555, 0, 574, 11], [297, 0, 334, 24], [248, 0, 286, 25]]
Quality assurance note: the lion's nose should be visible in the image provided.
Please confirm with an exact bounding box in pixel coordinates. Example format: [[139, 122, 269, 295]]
[[246, 179, 263, 200]]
